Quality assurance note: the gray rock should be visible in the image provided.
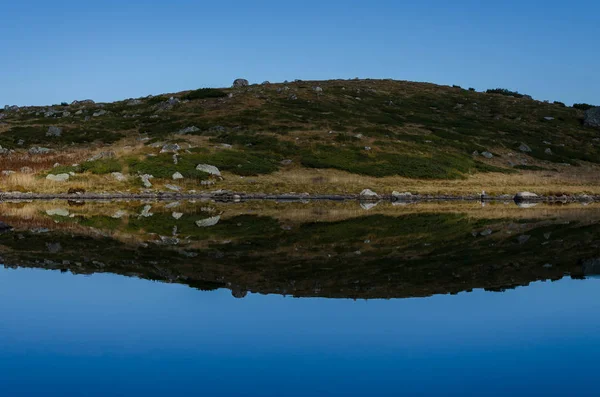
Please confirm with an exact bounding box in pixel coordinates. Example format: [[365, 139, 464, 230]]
[[196, 164, 221, 177], [46, 242, 62, 254], [92, 110, 107, 117], [74, 110, 83, 115], [62, 111, 71, 117], [178, 126, 200, 134], [172, 172, 184, 180], [71, 99, 95, 106], [280, 159, 293, 165], [261, 81, 270, 85], [545, 148, 553, 155], [46, 126, 62, 137], [140, 174, 153, 188], [209, 125, 227, 133], [196, 215, 221, 227], [46, 208, 70, 217], [543, 116, 555, 121], [127, 99, 143, 106], [46, 173, 70, 182], [472, 151, 480, 156], [160, 143, 180, 153], [519, 143, 532, 152], [480, 229, 493, 236], [584, 107, 600, 128], [112, 210, 127, 219], [514, 191, 538, 201], [392, 191, 413, 199], [313, 86, 323, 93], [233, 79, 249, 88], [360, 189, 379, 198], [288, 94, 298, 100], [172, 212, 183, 220], [140, 205, 153, 217], [1, 170, 15, 176], [29, 146, 52, 155], [20, 166, 33, 173], [517, 235, 531, 244], [111, 172, 127, 182], [481, 151, 494, 159], [87, 151, 115, 162], [165, 184, 180, 192]]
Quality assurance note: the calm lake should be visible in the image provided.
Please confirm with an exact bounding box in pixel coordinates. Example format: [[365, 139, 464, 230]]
[[0, 200, 599, 396]]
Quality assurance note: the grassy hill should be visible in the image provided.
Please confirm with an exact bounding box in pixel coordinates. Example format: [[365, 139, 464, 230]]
[[0, 78, 598, 195]]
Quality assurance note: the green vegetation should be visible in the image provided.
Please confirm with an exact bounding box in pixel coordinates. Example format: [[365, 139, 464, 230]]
[[183, 88, 227, 101], [485, 88, 527, 98], [80, 159, 122, 174], [573, 103, 595, 111]]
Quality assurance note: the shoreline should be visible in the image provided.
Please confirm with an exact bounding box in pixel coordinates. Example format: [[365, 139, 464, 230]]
[[0, 191, 596, 203]]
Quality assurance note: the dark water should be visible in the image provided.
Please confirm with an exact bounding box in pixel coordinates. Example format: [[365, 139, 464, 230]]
[[0, 201, 599, 396]]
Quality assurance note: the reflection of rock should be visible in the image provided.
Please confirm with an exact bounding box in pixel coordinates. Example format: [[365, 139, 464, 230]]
[[516, 202, 538, 208], [231, 288, 248, 299], [392, 191, 413, 200], [140, 205, 153, 217], [46, 208, 70, 217], [360, 189, 378, 198], [514, 191, 538, 201], [172, 212, 183, 220], [582, 258, 600, 275], [360, 202, 378, 210], [195, 216, 221, 227], [46, 242, 62, 253]]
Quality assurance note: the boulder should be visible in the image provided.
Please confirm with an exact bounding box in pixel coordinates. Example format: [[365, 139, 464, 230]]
[[481, 151, 494, 159], [87, 151, 115, 162], [46, 126, 62, 137], [172, 172, 184, 180], [164, 184, 181, 192], [196, 164, 221, 177], [514, 191, 538, 201], [178, 126, 200, 134], [71, 99, 95, 106], [233, 79, 249, 88], [519, 143, 532, 152], [29, 147, 52, 155], [160, 143, 180, 153], [139, 174, 153, 188], [545, 148, 553, 155], [46, 173, 70, 182], [360, 189, 379, 198], [46, 208, 70, 217], [20, 166, 33, 174], [92, 110, 107, 117], [584, 107, 600, 128], [196, 215, 221, 227], [392, 191, 413, 200], [1, 170, 15, 176], [313, 86, 323, 93], [111, 172, 127, 181]]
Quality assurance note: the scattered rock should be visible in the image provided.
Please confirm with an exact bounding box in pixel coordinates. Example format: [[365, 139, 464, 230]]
[[172, 172, 184, 180], [360, 189, 379, 198], [46, 242, 62, 254], [481, 151, 494, 159], [280, 159, 293, 165], [160, 143, 180, 153], [112, 210, 127, 219], [514, 191, 538, 201], [29, 147, 52, 155], [392, 191, 413, 199], [140, 174, 153, 188], [480, 229, 493, 236], [313, 86, 323, 93], [46, 173, 70, 182], [20, 166, 33, 173], [545, 148, 553, 155], [111, 172, 127, 182], [127, 99, 143, 106], [584, 107, 600, 128], [196, 164, 221, 177], [71, 99, 95, 106], [45, 126, 63, 138], [196, 216, 221, 227], [519, 143, 532, 152], [46, 208, 70, 217], [288, 94, 298, 100], [92, 110, 107, 117], [1, 170, 15, 176], [543, 117, 555, 121], [140, 205, 153, 217], [178, 126, 200, 134], [172, 212, 183, 220], [165, 184, 181, 192], [472, 151, 480, 156], [364, 146, 372, 151], [86, 151, 115, 162], [232, 78, 249, 88], [517, 235, 531, 244]]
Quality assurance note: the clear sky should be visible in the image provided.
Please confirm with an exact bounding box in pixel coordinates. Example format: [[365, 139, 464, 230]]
[[1, 0, 598, 106]]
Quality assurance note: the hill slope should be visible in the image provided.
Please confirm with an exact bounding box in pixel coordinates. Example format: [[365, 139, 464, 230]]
[[0, 79, 598, 195]]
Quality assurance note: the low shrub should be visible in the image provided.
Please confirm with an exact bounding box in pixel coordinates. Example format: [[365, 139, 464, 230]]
[[573, 103, 595, 111], [485, 88, 526, 98], [183, 88, 227, 101]]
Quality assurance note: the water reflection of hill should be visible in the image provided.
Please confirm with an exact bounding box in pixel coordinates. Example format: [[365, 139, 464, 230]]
[[0, 201, 598, 299]]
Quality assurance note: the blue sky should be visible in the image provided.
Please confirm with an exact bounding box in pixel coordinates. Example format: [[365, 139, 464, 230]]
[[1, 0, 598, 106]]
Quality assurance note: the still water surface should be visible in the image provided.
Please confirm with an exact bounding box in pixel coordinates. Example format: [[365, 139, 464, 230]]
[[0, 200, 599, 396]]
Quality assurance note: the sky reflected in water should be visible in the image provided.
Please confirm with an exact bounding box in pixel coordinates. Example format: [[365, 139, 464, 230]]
[[1, 267, 599, 396]]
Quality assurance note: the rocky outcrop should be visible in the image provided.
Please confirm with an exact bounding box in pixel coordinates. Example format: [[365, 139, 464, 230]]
[[584, 107, 600, 128], [232, 79, 249, 88]]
